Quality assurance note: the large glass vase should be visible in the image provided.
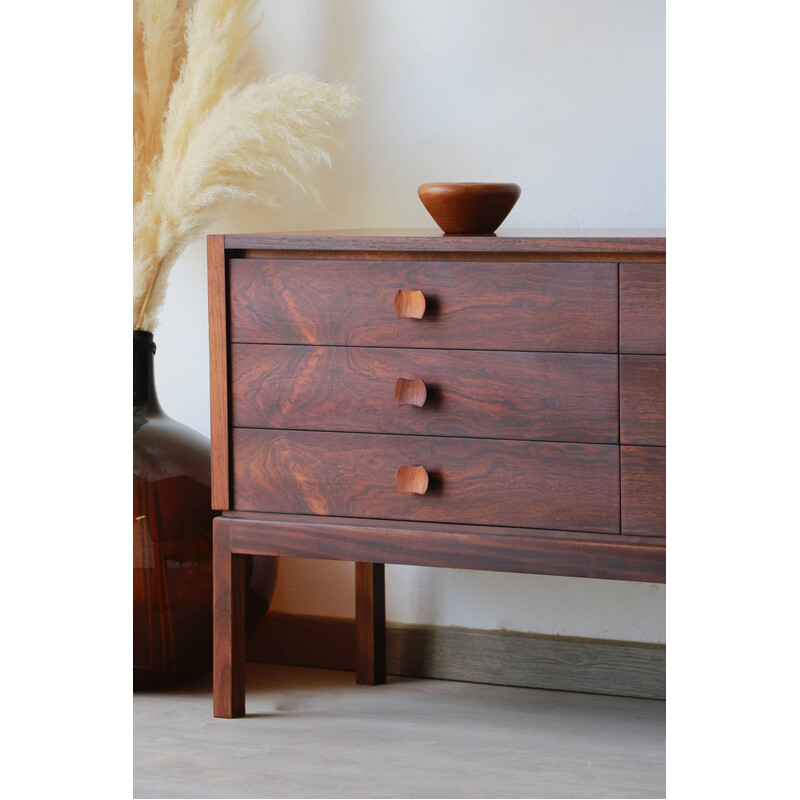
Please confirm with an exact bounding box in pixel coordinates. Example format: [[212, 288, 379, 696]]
[[133, 330, 275, 688]]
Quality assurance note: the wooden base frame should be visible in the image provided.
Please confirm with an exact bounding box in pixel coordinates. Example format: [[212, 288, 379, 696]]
[[212, 513, 664, 718], [212, 521, 246, 718]]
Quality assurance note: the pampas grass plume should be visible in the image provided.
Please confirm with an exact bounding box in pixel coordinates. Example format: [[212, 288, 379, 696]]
[[133, 0, 357, 331]]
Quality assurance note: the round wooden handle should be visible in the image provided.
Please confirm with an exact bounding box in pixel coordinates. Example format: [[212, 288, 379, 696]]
[[394, 378, 427, 407], [393, 289, 426, 319], [395, 465, 429, 495]]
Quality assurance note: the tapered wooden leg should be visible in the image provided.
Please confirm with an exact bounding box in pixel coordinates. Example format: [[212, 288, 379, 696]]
[[355, 562, 386, 685], [213, 518, 247, 717]]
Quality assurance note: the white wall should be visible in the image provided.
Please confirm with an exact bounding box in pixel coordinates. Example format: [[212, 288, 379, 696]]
[[153, 0, 665, 644]]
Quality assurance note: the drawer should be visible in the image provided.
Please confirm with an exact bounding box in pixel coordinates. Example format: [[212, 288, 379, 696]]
[[619, 263, 665, 354], [229, 259, 618, 352], [620, 355, 665, 445], [231, 344, 619, 443], [231, 429, 620, 533], [621, 446, 665, 536]]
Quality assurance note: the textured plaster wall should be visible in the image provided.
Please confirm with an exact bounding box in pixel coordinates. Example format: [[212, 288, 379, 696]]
[[153, 0, 666, 643]]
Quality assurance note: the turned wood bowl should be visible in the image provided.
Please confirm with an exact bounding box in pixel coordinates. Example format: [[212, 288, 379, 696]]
[[417, 182, 521, 235]]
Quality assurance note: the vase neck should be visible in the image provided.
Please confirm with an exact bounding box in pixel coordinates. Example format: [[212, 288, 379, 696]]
[[134, 330, 163, 414]]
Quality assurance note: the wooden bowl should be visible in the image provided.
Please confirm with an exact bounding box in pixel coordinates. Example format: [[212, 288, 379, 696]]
[[418, 182, 521, 235]]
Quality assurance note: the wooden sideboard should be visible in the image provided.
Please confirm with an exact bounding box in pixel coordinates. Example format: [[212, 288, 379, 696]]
[[208, 229, 666, 718]]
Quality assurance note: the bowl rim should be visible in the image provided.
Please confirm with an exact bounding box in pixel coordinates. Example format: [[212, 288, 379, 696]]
[[418, 182, 520, 192]]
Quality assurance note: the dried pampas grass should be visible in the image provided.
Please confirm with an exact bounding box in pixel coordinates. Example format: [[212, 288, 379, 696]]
[[133, 0, 357, 331]]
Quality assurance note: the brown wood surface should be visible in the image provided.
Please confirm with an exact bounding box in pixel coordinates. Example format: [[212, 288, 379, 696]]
[[619, 263, 666, 354], [207, 234, 230, 510], [225, 513, 665, 583], [393, 289, 426, 319], [621, 446, 666, 536], [355, 563, 386, 685], [395, 465, 430, 494], [228, 259, 618, 352], [223, 230, 666, 255], [212, 518, 246, 718], [620, 355, 666, 445], [230, 345, 619, 443], [231, 429, 620, 533], [394, 377, 428, 407], [209, 231, 668, 720], [417, 183, 521, 235]]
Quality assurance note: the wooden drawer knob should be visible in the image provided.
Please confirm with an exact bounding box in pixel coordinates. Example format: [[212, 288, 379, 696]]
[[394, 289, 426, 319], [395, 465, 429, 495], [394, 378, 427, 407]]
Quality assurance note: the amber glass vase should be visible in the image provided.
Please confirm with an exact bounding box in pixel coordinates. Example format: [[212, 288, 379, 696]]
[[133, 330, 275, 689]]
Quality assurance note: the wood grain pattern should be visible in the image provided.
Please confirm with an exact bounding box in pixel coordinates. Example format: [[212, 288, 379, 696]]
[[223, 230, 666, 254], [621, 446, 666, 537], [620, 263, 666, 354], [231, 429, 621, 533], [417, 183, 521, 235], [212, 517, 246, 718], [225, 513, 665, 583], [355, 563, 386, 685], [228, 259, 618, 352], [620, 355, 666, 445], [207, 234, 230, 510], [208, 232, 668, 718], [230, 345, 619, 443]]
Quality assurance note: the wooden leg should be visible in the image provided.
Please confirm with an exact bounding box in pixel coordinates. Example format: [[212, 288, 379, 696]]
[[213, 518, 247, 718], [355, 562, 386, 685]]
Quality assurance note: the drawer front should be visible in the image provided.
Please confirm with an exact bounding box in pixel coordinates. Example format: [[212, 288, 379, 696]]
[[231, 429, 620, 533], [621, 446, 665, 536], [620, 355, 665, 445], [231, 344, 619, 443], [229, 259, 618, 352], [619, 263, 665, 354]]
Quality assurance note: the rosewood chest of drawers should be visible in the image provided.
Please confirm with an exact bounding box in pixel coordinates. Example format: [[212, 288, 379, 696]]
[[207, 229, 666, 717]]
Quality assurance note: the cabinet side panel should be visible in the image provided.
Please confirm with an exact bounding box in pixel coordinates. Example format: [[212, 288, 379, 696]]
[[208, 234, 230, 509]]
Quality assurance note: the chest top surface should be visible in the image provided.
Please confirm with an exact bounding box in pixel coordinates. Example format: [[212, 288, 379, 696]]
[[219, 228, 666, 255]]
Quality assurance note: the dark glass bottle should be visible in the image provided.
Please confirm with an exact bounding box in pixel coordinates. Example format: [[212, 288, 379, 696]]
[[133, 330, 274, 689]]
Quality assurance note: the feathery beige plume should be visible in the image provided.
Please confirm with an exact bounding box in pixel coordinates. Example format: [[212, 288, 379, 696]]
[[133, 0, 357, 331], [134, 0, 192, 206]]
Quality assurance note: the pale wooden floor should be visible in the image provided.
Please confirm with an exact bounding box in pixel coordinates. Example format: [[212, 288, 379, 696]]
[[133, 663, 665, 799]]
